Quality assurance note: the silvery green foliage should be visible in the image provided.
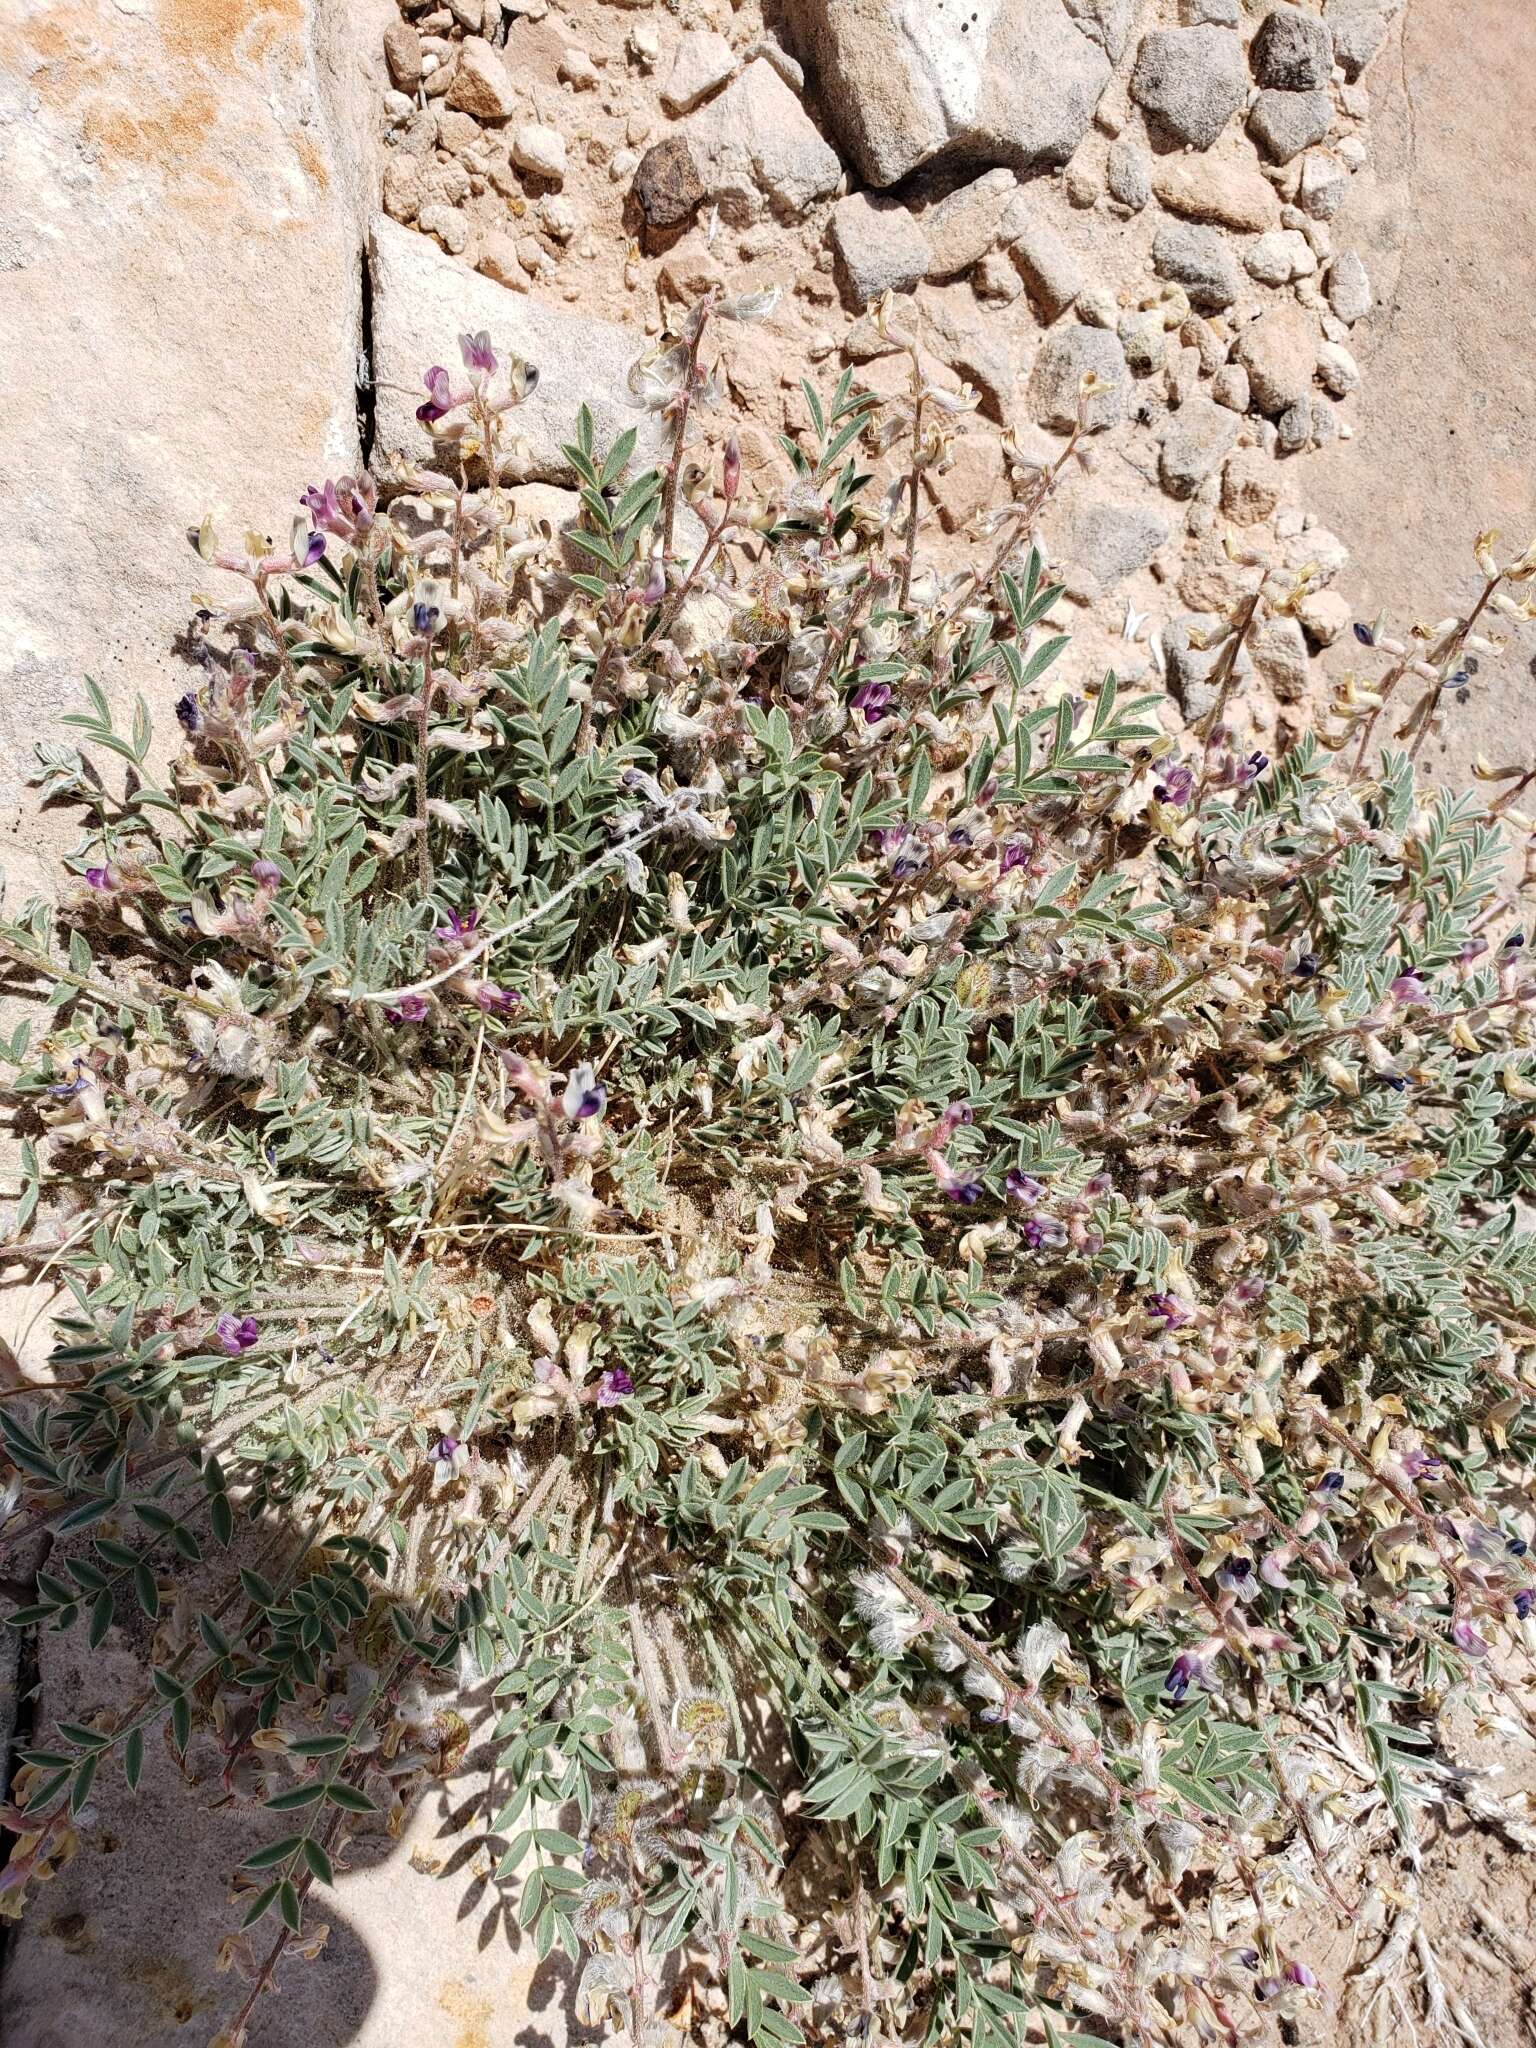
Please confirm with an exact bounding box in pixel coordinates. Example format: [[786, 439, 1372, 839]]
[[2, 319, 1535, 2048]]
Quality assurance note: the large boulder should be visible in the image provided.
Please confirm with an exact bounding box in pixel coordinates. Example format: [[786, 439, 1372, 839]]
[[0, 0, 384, 890], [369, 215, 668, 486], [784, 0, 1117, 187]]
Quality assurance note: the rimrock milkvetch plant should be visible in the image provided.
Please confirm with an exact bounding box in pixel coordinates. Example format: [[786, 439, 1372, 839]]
[[2, 294, 1536, 2047]]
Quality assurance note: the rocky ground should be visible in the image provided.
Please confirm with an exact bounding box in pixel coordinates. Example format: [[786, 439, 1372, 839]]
[[4, 0, 1536, 2044], [369, 0, 1407, 755]]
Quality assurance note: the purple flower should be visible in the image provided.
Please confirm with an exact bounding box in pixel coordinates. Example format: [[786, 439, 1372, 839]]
[[999, 839, 1029, 875], [472, 981, 520, 1014], [879, 826, 925, 880], [387, 994, 430, 1024], [460, 330, 497, 376], [297, 529, 327, 568], [1084, 1172, 1112, 1198], [1148, 1292, 1192, 1332], [432, 1435, 459, 1462], [637, 557, 667, 607], [1513, 1589, 1533, 1620], [302, 480, 342, 531], [1315, 1470, 1345, 1495], [214, 1312, 259, 1356], [937, 1101, 973, 1133], [302, 475, 377, 541], [1005, 1170, 1044, 1207], [850, 681, 892, 725], [434, 907, 480, 946], [1451, 1617, 1489, 1657], [1231, 1274, 1266, 1305], [1353, 622, 1375, 647], [1399, 1447, 1442, 1481], [411, 600, 441, 638], [1021, 1215, 1067, 1251], [1284, 1962, 1317, 1989], [416, 365, 455, 426], [175, 691, 201, 734], [1164, 1652, 1199, 1702], [1390, 970, 1430, 1006], [596, 1367, 634, 1408], [1236, 750, 1269, 788], [563, 1063, 607, 1120], [252, 859, 281, 889], [83, 866, 114, 892], [944, 1178, 984, 1206], [1153, 763, 1195, 808], [1259, 1550, 1293, 1590]]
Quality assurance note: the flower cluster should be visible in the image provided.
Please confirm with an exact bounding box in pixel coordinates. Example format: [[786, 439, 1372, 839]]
[[2, 310, 1535, 2048]]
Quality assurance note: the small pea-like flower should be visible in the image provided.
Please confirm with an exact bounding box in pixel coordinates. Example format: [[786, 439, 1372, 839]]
[[252, 860, 281, 890], [563, 1063, 607, 1120], [411, 600, 441, 638], [83, 866, 115, 892], [1231, 1273, 1266, 1305], [301, 474, 376, 541], [1353, 622, 1376, 647], [175, 691, 201, 734], [1005, 1169, 1043, 1206], [1451, 1616, 1489, 1657], [850, 681, 892, 724], [386, 994, 430, 1024], [999, 839, 1029, 874], [434, 907, 480, 947], [1390, 970, 1430, 1005], [1215, 1557, 1257, 1601], [1314, 1470, 1345, 1496], [460, 330, 497, 377], [944, 1178, 984, 1206], [1147, 1292, 1192, 1332], [1513, 1588, 1533, 1620], [1153, 763, 1195, 808], [1021, 1215, 1067, 1251], [1235, 750, 1269, 788], [1164, 1653, 1200, 1702], [1399, 1447, 1442, 1482], [595, 1367, 633, 1408], [1259, 1549, 1294, 1590], [471, 980, 520, 1015], [722, 434, 741, 499], [1284, 1961, 1317, 1989], [296, 529, 326, 568], [637, 556, 667, 607], [214, 1312, 259, 1356], [416, 365, 455, 425], [429, 1434, 471, 1488]]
